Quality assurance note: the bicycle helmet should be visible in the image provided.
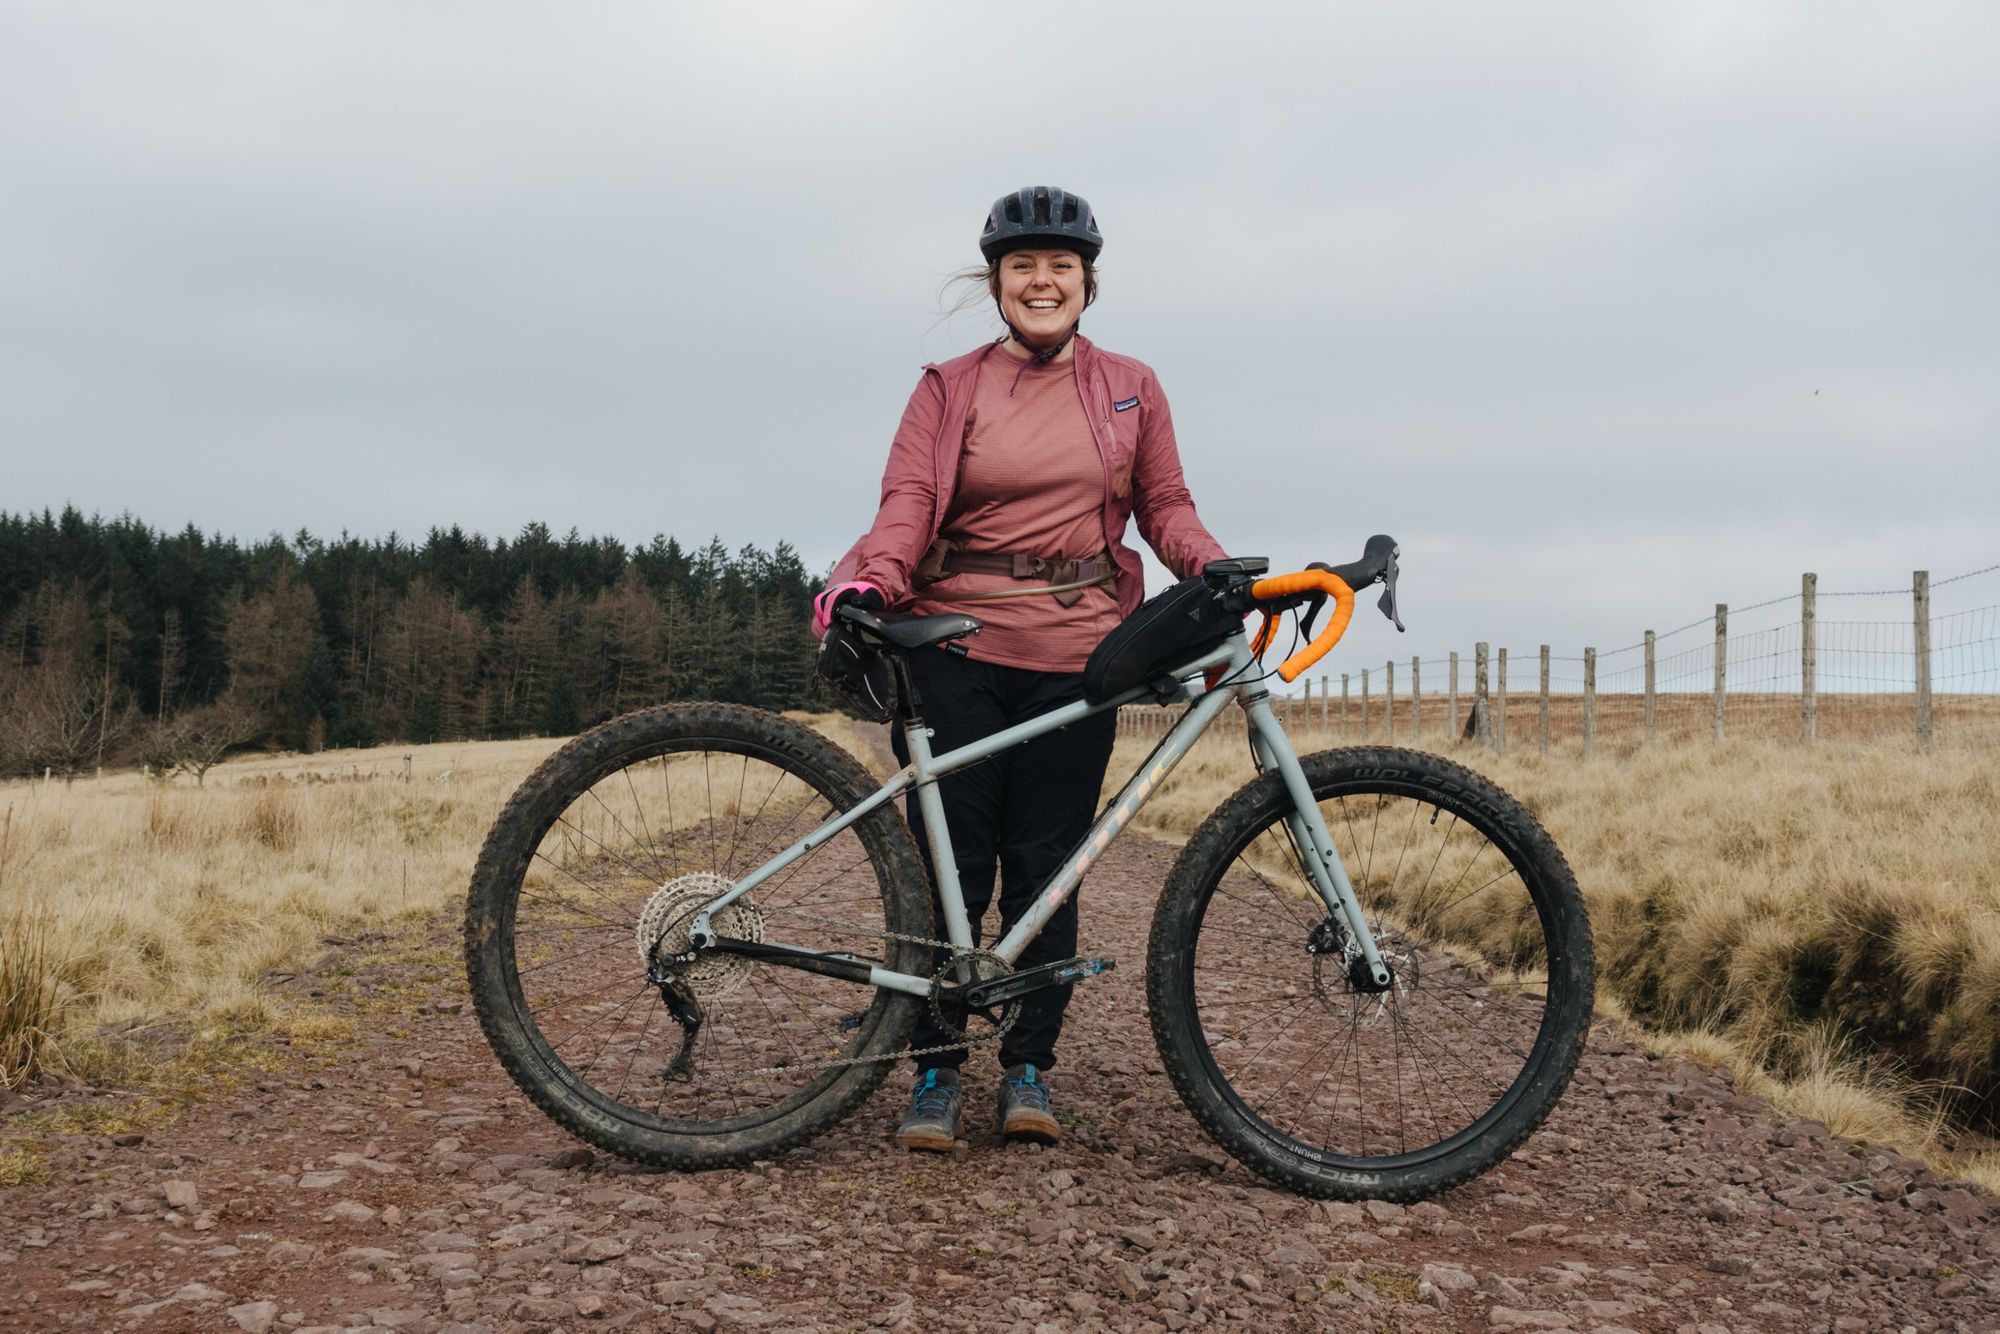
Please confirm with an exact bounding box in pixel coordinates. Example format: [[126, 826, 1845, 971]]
[[979, 186, 1104, 263]]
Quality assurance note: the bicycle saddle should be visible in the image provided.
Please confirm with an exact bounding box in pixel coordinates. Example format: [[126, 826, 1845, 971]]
[[839, 607, 983, 652]]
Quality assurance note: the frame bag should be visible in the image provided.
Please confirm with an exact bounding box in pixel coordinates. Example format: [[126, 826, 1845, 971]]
[[1083, 576, 1240, 704]]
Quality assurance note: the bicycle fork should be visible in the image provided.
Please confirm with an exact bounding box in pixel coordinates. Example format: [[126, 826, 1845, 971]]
[[1239, 691, 1395, 991]]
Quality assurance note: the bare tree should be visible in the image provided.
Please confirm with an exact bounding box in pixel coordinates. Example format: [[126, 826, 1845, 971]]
[[157, 607, 183, 721], [139, 701, 257, 786], [0, 665, 127, 782], [223, 566, 321, 735]]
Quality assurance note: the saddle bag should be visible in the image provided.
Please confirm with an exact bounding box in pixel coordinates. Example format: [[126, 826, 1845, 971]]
[[1082, 575, 1241, 704], [816, 623, 896, 722]]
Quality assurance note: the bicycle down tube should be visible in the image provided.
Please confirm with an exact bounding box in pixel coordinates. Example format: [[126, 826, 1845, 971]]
[[692, 628, 1392, 997]]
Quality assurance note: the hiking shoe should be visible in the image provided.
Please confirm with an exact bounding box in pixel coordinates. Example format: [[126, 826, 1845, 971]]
[[996, 1063, 1061, 1143], [896, 1068, 962, 1152]]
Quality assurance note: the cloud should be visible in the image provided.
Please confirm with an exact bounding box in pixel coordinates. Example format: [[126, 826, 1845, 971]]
[[1, 2, 1994, 665]]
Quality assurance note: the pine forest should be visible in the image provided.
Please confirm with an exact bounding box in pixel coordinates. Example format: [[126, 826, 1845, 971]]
[[0, 507, 825, 778]]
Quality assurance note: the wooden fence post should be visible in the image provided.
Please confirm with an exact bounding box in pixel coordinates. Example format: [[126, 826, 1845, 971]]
[[1474, 642, 1494, 749], [1386, 660, 1396, 742], [1801, 573, 1817, 743], [1341, 673, 1350, 738], [1583, 647, 1597, 760], [1914, 570, 1932, 750], [1320, 675, 1330, 732], [1448, 652, 1460, 737], [1713, 604, 1727, 743], [1361, 668, 1371, 740], [1495, 648, 1508, 755], [1538, 645, 1550, 755], [1643, 630, 1656, 745], [1411, 656, 1421, 737]]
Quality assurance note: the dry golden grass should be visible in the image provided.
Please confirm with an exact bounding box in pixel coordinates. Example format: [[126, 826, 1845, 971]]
[[4, 704, 1996, 1189], [1103, 714, 2000, 1187], [0, 735, 562, 1077], [0, 710, 889, 1089], [0, 908, 62, 1091]]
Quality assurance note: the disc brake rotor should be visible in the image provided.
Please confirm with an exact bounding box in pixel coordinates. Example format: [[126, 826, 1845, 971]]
[[635, 872, 764, 1001], [1312, 924, 1419, 1025]]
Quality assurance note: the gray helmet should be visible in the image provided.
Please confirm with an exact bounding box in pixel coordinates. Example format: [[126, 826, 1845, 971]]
[[979, 186, 1104, 263]]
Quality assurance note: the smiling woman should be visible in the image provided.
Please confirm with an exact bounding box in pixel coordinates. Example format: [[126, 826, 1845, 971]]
[[815, 185, 1232, 1153]]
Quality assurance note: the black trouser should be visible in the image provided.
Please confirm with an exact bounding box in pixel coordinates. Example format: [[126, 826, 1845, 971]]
[[890, 649, 1118, 1073]]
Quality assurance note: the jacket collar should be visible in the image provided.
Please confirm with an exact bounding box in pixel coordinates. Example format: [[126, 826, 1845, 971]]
[[954, 331, 1098, 379]]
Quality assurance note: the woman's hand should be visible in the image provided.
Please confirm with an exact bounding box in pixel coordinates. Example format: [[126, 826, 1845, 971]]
[[812, 581, 886, 638]]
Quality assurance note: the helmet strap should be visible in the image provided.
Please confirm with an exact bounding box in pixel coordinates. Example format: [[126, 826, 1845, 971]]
[[1000, 320, 1080, 395]]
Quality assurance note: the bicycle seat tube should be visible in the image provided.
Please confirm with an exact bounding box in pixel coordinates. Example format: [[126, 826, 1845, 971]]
[[898, 713, 982, 983]]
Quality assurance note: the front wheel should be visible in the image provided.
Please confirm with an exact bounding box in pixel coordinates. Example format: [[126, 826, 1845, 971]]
[[1146, 746, 1594, 1201]]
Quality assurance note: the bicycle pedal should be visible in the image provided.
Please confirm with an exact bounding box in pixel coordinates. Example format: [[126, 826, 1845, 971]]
[[961, 955, 1115, 1008]]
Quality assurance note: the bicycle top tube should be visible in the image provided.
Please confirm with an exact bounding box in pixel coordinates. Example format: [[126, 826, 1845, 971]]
[[911, 638, 1240, 782]]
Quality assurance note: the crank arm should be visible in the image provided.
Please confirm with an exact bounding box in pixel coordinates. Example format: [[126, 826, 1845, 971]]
[[960, 955, 1116, 1009]]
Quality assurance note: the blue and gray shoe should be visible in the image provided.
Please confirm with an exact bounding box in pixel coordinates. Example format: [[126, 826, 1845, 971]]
[[896, 1067, 962, 1153], [996, 1063, 1061, 1143]]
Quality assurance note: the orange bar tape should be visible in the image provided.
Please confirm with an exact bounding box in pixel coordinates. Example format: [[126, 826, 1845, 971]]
[[1248, 570, 1357, 683]]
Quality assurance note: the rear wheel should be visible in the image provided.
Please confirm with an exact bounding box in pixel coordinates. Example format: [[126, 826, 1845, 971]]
[[1146, 746, 1594, 1200], [465, 703, 931, 1169]]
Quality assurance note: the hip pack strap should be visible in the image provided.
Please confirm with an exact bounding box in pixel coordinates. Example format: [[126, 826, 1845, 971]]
[[913, 539, 1115, 608]]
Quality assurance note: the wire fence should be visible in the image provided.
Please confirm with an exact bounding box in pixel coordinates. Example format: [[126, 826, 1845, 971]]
[[1117, 564, 2000, 755]]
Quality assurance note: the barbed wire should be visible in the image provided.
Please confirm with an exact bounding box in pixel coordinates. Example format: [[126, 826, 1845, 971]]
[[1821, 563, 2000, 597]]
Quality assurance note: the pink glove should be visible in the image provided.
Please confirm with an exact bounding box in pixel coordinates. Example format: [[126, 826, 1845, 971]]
[[812, 581, 885, 638]]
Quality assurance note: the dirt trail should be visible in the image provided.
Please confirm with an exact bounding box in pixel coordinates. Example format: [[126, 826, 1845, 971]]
[[1, 833, 1994, 1333]]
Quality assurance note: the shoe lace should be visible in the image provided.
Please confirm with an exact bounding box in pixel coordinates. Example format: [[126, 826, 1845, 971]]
[[1005, 1066, 1050, 1113], [910, 1072, 957, 1119]]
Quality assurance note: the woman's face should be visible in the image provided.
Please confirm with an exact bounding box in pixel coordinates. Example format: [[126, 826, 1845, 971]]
[[995, 247, 1086, 349]]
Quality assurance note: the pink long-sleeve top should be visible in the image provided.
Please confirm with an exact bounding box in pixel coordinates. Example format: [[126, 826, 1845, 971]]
[[831, 335, 1228, 671]]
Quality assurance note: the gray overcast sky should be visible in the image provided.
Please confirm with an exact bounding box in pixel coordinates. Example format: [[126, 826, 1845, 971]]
[[3, 2, 1996, 669]]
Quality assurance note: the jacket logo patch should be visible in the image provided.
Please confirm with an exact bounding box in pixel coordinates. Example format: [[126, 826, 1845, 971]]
[[1113, 396, 1141, 412]]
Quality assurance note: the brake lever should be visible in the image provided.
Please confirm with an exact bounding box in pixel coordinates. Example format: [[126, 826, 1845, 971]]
[[1379, 551, 1405, 633], [1311, 534, 1405, 632], [1298, 590, 1328, 642]]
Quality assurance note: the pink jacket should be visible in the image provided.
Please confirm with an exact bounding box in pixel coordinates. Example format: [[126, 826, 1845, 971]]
[[832, 335, 1227, 619]]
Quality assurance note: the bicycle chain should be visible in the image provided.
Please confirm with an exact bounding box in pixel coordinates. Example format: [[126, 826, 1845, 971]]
[[694, 908, 1017, 1081]]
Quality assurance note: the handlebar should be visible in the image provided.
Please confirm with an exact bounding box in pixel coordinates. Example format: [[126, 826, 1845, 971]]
[[1208, 534, 1403, 684], [1249, 570, 1356, 682]]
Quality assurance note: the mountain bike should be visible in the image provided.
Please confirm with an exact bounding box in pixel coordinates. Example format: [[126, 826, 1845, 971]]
[[464, 538, 1595, 1201]]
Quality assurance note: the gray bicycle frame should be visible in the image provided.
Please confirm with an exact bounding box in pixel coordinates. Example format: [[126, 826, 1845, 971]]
[[687, 628, 1393, 996]]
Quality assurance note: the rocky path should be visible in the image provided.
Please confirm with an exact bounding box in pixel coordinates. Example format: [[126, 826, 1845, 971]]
[[2, 834, 1995, 1333]]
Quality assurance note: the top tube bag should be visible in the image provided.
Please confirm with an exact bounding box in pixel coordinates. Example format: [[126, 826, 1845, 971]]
[[1083, 575, 1241, 704]]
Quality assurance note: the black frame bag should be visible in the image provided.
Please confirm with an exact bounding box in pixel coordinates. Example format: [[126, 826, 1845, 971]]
[[1083, 576, 1241, 704]]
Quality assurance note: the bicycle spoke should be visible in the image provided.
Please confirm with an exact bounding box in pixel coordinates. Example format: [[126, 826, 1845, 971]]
[[619, 764, 667, 883]]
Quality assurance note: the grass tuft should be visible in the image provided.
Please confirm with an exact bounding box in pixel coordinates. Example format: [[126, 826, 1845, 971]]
[[0, 1140, 51, 1187], [0, 909, 68, 1089]]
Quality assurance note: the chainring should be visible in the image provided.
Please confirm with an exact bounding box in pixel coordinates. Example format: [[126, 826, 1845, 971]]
[[634, 871, 764, 1001], [929, 949, 1021, 1042]]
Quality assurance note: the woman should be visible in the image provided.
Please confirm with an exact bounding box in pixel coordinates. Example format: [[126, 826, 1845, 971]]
[[813, 186, 1228, 1152]]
